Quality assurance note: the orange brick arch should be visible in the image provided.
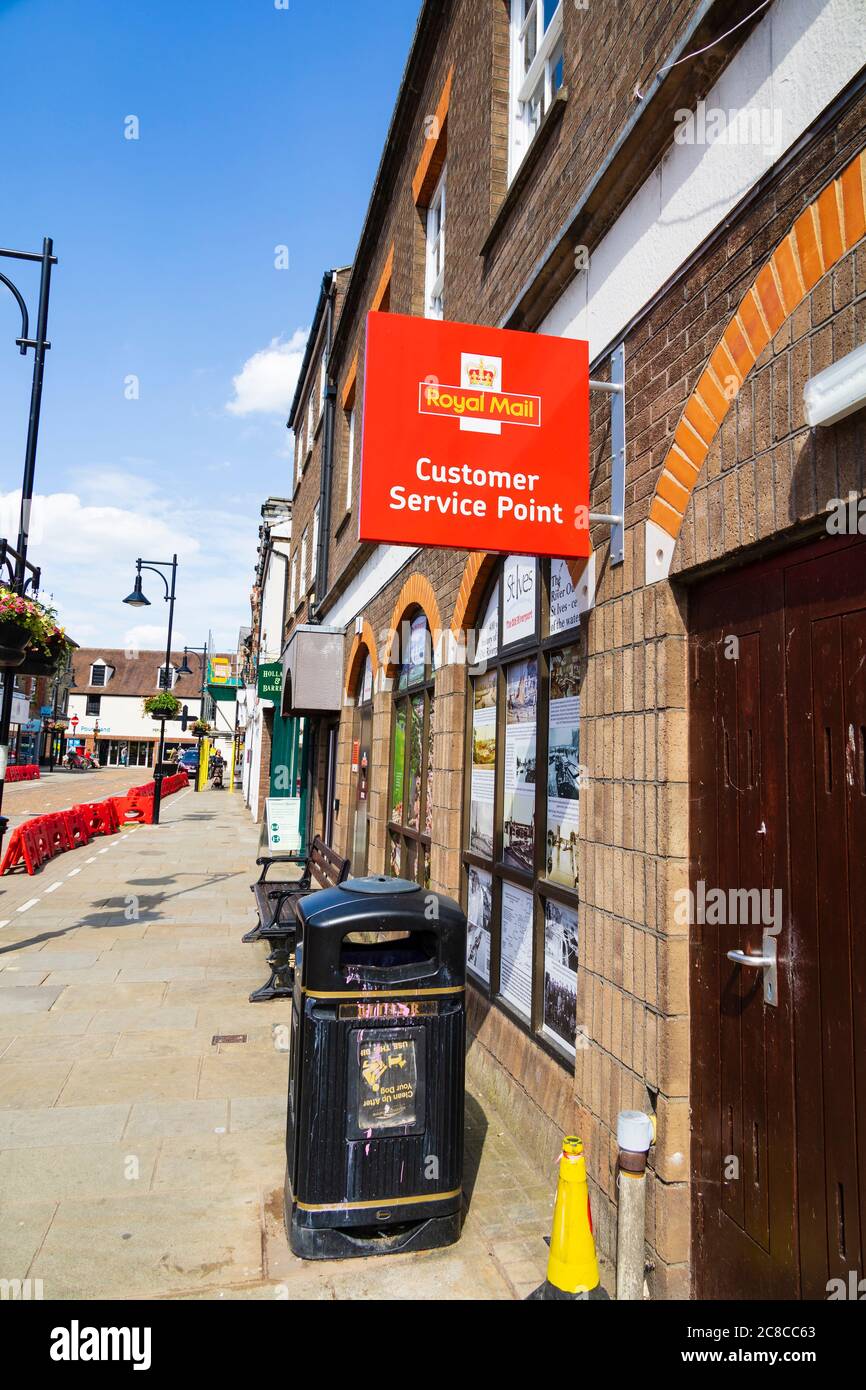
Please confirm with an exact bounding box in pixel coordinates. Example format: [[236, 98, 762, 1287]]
[[384, 573, 443, 679], [345, 620, 379, 698], [451, 551, 593, 634], [451, 553, 498, 634], [645, 148, 866, 582]]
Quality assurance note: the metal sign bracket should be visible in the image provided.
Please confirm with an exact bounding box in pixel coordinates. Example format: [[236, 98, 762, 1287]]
[[588, 342, 626, 566]]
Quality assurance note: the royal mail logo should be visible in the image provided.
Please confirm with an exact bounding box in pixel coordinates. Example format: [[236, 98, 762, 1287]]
[[418, 350, 541, 437]]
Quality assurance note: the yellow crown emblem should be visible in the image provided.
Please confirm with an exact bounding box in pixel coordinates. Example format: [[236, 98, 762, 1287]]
[[467, 359, 495, 387]]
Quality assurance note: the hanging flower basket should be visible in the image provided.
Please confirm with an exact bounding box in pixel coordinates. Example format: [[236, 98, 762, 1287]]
[[143, 691, 182, 720], [0, 588, 44, 669], [191, 720, 211, 737]]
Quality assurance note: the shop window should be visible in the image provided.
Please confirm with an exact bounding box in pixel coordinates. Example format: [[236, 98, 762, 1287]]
[[463, 555, 585, 1064], [388, 612, 435, 888], [424, 165, 446, 320], [350, 650, 375, 876], [508, 0, 564, 181]]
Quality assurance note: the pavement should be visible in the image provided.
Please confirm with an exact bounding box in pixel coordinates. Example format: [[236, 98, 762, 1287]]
[[2, 767, 137, 834], [0, 780, 572, 1301]]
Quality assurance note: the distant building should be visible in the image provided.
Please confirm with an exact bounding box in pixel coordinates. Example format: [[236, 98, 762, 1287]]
[[239, 497, 292, 820], [67, 647, 237, 767]]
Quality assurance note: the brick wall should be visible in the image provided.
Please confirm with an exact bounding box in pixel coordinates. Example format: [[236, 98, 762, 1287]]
[[287, 0, 866, 1296]]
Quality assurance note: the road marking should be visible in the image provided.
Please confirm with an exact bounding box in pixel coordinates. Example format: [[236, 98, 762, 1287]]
[[17, 899, 39, 913], [85, 857, 96, 864], [67, 868, 81, 877], [44, 881, 63, 894], [97, 847, 108, 854], [0, 920, 9, 930]]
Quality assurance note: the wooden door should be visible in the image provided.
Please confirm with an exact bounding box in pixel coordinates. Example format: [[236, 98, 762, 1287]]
[[690, 557, 797, 1299], [786, 539, 866, 1297], [690, 533, 866, 1299]]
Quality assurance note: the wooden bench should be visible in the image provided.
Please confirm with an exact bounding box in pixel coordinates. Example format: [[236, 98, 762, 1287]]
[[245, 836, 350, 1003]]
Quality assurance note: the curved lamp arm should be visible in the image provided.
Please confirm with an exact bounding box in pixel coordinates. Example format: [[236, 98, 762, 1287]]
[[0, 271, 29, 354], [138, 561, 173, 601]]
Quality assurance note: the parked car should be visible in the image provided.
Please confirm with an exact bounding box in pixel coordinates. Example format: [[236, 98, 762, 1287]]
[[178, 748, 199, 780]]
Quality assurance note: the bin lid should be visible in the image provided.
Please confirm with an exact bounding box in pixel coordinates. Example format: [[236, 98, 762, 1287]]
[[340, 875, 420, 896]]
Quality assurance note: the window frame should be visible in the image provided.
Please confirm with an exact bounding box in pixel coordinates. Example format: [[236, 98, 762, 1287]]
[[310, 503, 320, 594], [299, 528, 308, 600], [461, 555, 585, 1068], [387, 612, 436, 889], [289, 553, 298, 613], [508, 0, 564, 183], [157, 664, 175, 691], [85, 694, 101, 717], [424, 164, 447, 320], [345, 405, 356, 511], [89, 662, 108, 687]]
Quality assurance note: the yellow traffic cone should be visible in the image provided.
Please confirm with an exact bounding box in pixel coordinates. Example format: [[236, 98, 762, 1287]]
[[545, 1136, 600, 1296]]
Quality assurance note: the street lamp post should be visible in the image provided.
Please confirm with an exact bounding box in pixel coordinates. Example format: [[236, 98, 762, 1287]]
[[0, 237, 57, 859], [122, 555, 178, 825], [177, 644, 208, 792]]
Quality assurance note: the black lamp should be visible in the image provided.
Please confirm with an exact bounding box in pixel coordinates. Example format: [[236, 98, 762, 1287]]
[[123, 572, 150, 607]]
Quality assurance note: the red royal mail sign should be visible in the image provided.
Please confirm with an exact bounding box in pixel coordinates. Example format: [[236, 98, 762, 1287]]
[[359, 312, 590, 558]]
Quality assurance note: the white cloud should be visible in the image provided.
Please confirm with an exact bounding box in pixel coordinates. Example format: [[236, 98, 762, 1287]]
[[225, 328, 309, 416], [1, 483, 259, 653]]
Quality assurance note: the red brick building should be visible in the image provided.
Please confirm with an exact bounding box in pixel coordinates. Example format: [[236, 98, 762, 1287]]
[[276, 0, 866, 1297]]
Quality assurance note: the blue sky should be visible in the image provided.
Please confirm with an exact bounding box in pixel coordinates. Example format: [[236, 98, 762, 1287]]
[[0, 0, 419, 651]]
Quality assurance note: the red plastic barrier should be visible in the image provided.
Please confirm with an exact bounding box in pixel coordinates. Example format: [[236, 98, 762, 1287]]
[[28, 818, 53, 869], [63, 806, 93, 848], [0, 823, 42, 875], [5, 763, 40, 783], [115, 790, 154, 824], [43, 812, 73, 856], [73, 800, 120, 838]]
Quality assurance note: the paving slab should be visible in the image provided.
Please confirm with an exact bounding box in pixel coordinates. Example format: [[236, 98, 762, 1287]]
[[0, 789, 595, 1301]]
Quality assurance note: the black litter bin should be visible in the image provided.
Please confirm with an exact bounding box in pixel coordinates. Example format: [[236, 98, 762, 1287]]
[[285, 874, 466, 1260]]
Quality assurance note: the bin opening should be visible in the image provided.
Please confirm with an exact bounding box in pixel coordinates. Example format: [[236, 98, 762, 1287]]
[[340, 929, 437, 971]]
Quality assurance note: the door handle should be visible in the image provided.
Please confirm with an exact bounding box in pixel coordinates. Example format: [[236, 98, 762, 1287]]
[[726, 950, 772, 967], [726, 933, 778, 1006]]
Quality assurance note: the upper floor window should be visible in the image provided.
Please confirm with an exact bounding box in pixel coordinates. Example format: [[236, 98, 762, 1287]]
[[319, 353, 327, 417], [295, 427, 304, 487], [425, 165, 446, 320], [299, 527, 308, 598], [345, 406, 356, 511], [157, 664, 176, 690], [306, 391, 315, 451], [86, 694, 101, 717], [310, 503, 320, 592], [89, 662, 109, 687], [508, 0, 564, 181], [289, 553, 298, 613]]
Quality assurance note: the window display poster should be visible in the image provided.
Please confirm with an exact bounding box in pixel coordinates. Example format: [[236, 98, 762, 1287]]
[[503, 658, 537, 871], [474, 582, 499, 665], [546, 645, 581, 889], [466, 865, 492, 984], [390, 704, 406, 822], [503, 555, 536, 646], [500, 882, 533, 1019], [543, 898, 579, 1052], [549, 558, 583, 635], [407, 694, 423, 831], [425, 696, 436, 837], [399, 613, 429, 689], [469, 673, 496, 858]]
